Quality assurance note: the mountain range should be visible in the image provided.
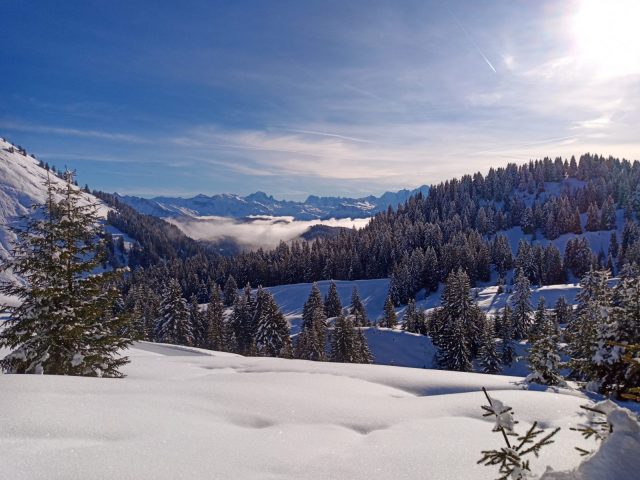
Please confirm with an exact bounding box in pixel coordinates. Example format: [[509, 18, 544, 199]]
[[115, 186, 430, 220]]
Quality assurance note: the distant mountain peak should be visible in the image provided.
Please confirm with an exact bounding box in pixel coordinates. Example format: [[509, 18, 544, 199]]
[[117, 185, 430, 220]]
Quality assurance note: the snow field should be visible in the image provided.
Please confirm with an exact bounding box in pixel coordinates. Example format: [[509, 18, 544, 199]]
[[0, 342, 597, 480]]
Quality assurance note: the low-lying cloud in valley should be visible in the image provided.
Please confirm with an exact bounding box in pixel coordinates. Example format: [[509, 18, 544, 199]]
[[167, 215, 371, 251]]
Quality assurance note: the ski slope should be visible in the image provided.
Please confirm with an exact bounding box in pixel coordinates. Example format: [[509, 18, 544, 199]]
[[0, 341, 613, 480]]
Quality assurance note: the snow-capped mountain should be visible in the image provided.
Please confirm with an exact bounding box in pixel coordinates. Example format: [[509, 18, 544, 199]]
[[0, 137, 109, 284], [115, 185, 430, 220]]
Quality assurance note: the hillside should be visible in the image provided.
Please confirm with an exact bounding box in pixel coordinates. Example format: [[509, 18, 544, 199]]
[[263, 278, 580, 373], [116, 185, 430, 221], [0, 138, 111, 283], [0, 341, 606, 480]]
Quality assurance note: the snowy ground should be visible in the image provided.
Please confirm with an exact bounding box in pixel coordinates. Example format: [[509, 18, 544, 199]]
[[263, 278, 584, 372], [0, 342, 600, 480]]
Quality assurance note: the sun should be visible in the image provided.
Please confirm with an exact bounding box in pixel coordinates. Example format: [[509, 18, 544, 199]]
[[572, 0, 640, 77]]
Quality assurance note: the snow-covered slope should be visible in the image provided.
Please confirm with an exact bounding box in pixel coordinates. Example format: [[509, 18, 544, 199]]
[[116, 185, 430, 220], [262, 278, 593, 373], [0, 138, 109, 282], [0, 341, 610, 480]]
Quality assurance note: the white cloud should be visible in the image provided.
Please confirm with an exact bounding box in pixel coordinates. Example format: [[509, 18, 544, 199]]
[[0, 121, 147, 144], [167, 215, 371, 251]]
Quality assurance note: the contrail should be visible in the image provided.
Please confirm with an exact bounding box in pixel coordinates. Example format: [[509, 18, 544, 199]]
[[281, 128, 375, 144], [446, 4, 497, 73]]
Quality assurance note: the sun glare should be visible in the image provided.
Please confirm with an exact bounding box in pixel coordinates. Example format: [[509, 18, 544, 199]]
[[572, 0, 640, 77]]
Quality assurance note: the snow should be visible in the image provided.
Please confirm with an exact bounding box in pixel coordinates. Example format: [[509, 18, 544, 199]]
[[540, 401, 640, 480], [258, 279, 580, 373], [117, 185, 430, 221], [0, 138, 111, 283], [0, 341, 605, 480]]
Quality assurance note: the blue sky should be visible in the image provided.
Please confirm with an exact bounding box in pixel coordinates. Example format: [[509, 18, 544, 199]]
[[1, 0, 639, 200]]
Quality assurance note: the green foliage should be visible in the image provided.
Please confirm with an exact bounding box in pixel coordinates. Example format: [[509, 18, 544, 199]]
[[0, 173, 131, 377]]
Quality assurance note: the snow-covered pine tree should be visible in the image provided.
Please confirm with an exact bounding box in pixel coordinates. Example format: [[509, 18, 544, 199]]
[[608, 231, 619, 259], [223, 275, 238, 307], [585, 202, 601, 231], [567, 269, 612, 381], [0, 173, 131, 377], [402, 298, 420, 333], [324, 281, 343, 318], [229, 292, 255, 355], [329, 314, 372, 364], [128, 283, 159, 341], [434, 269, 476, 372], [600, 195, 616, 231], [499, 307, 516, 367], [381, 294, 397, 328], [594, 263, 640, 397], [553, 296, 572, 327], [526, 301, 564, 386], [388, 266, 402, 306], [349, 287, 369, 326], [155, 278, 194, 346], [189, 294, 205, 347], [329, 313, 356, 363], [353, 327, 373, 364], [511, 269, 533, 340], [478, 318, 501, 374], [255, 291, 292, 358], [295, 282, 327, 361], [204, 283, 226, 351], [423, 246, 440, 293], [530, 297, 547, 338]]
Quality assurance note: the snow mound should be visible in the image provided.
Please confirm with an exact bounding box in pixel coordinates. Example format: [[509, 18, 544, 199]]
[[0, 342, 600, 480], [541, 401, 640, 480]]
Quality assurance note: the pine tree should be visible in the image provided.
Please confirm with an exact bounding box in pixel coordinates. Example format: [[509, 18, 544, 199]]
[[478, 318, 501, 374], [567, 269, 612, 380], [381, 294, 397, 328], [229, 292, 256, 355], [189, 294, 205, 347], [608, 231, 619, 258], [156, 278, 194, 346], [204, 284, 226, 351], [526, 307, 564, 386], [330, 314, 356, 363], [530, 297, 547, 338], [324, 281, 343, 318], [423, 246, 440, 293], [129, 283, 159, 341], [600, 195, 616, 230], [349, 287, 369, 326], [353, 327, 373, 364], [594, 264, 640, 396], [295, 283, 327, 361], [511, 269, 533, 340], [402, 298, 420, 333], [433, 269, 476, 371], [499, 307, 516, 367], [553, 296, 572, 327], [255, 291, 292, 358], [223, 275, 238, 307], [585, 202, 601, 231], [0, 173, 131, 376]]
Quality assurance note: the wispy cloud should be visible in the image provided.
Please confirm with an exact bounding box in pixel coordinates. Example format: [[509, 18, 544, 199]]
[[0, 121, 148, 144]]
